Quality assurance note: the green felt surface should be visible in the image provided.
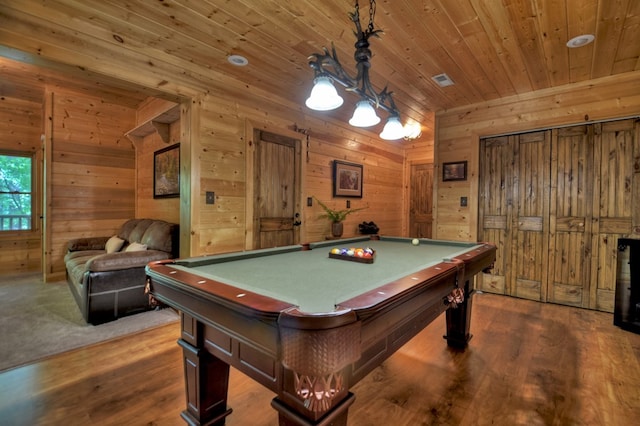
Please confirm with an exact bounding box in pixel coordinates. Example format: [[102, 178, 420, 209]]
[[171, 237, 481, 313]]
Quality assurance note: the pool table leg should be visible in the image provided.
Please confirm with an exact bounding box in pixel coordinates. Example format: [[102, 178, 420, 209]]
[[444, 278, 474, 348], [178, 314, 233, 426]]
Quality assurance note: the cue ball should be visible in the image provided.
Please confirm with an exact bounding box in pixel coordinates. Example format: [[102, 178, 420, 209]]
[[411, 238, 420, 246]]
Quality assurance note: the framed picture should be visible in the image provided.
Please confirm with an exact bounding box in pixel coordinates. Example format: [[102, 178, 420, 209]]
[[442, 161, 467, 182], [333, 160, 363, 198], [153, 143, 180, 198]]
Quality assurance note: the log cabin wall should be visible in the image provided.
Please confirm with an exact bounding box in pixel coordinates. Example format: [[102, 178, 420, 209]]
[[185, 92, 405, 257], [131, 97, 181, 224], [0, 96, 43, 274], [1, 65, 407, 276], [435, 71, 640, 242], [45, 88, 137, 280]]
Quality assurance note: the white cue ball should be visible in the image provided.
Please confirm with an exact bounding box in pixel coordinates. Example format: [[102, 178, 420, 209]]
[[411, 238, 420, 246]]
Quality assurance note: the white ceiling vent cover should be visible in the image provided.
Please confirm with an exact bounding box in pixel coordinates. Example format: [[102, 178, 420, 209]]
[[431, 73, 454, 87]]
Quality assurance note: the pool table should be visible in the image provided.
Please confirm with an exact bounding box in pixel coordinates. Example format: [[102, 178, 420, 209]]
[[146, 236, 496, 426]]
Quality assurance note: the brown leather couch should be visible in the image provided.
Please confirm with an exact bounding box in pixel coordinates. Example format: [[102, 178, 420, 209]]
[[65, 219, 179, 324]]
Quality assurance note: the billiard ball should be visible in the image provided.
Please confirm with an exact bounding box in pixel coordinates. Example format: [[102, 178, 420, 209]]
[[411, 238, 420, 246]]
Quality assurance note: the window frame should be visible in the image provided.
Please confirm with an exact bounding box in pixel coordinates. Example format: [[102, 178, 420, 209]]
[[0, 149, 36, 232]]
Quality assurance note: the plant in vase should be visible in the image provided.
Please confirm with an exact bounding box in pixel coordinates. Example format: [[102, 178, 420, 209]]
[[314, 197, 367, 237]]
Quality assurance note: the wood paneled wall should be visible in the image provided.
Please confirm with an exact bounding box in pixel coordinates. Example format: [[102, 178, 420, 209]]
[[0, 96, 42, 274], [2, 71, 408, 278], [133, 98, 180, 224], [45, 89, 136, 279], [185, 92, 406, 257], [434, 71, 640, 242]]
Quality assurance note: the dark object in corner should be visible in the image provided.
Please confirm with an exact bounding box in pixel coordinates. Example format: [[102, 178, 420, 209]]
[[359, 221, 379, 235], [615, 238, 640, 334]]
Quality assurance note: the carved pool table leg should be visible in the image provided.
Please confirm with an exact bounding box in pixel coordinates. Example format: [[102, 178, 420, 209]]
[[444, 278, 474, 348], [178, 313, 233, 426]]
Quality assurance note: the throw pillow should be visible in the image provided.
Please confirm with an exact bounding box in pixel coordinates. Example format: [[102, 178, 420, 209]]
[[105, 236, 125, 253], [125, 242, 148, 252]]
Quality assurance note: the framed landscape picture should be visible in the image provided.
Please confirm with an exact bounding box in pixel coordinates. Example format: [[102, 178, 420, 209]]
[[333, 160, 363, 198], [442, 161, 467, 182], [154, 143, 180, 198]]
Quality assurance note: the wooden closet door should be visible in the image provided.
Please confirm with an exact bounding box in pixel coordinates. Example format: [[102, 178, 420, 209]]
[[589, 119, 638, 311], [511, 131, 551, 301], [548, 125, 595, 307], [478, 135, 515, 295], [480, 120, 639, 312], [479, 131, 550, 300]]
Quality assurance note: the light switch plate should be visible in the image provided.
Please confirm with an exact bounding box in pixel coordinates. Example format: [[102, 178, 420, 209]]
[[206, 192, 215, 204]]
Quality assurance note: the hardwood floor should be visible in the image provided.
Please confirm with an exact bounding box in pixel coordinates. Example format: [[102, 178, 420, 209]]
[[1, 293, 638, 425]]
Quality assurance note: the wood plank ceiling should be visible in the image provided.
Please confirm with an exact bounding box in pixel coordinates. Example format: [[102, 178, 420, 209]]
[[0, 0, 638, 140]]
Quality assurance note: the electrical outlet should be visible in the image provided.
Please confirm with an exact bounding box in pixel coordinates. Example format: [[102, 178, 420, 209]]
[[206, 191, 215, 205], [307, 197, 313, 206], [460, 196, 467, 207]]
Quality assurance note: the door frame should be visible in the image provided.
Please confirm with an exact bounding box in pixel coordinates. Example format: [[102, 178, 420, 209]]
[[244, 120, 306, 250]]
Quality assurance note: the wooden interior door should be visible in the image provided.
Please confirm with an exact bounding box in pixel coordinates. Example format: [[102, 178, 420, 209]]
[[588, 120, 637, 310], [478, 135, 515, 295], [511, 131, 551, 301], [479, 131, 551, 301], [253, 130, 301, 249], [409, 163, 433, 238], [548, 125, 595, 307]]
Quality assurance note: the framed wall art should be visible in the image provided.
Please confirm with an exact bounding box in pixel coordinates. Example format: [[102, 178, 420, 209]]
[[442, 161, 467, 182], [153, 143, 180, 198], [333, 160, 363, 198]]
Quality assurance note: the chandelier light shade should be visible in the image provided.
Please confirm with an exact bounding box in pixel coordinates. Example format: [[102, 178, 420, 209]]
[[349, 100, 381, 127], [305, 76, 344, 110], [305, 0, 419, 140], [379, 115, 405, 140], [403, 122, 422, 140]]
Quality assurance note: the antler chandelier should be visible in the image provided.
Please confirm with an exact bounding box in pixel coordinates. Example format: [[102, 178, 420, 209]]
[[305, 0, 415, 140]]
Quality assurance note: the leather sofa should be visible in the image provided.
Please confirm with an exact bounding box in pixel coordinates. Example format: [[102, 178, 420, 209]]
[[65, 218, 179, 324]]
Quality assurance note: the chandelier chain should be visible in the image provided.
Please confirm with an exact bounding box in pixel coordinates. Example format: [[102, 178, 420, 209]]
[[355, 0, 377, 35], [368, 0, 376, 34]]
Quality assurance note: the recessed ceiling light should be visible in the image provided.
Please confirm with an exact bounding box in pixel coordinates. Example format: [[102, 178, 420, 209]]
[[227, 55, 249, 66], [566, 34, 594, 48], [431, 73, 454, 87]]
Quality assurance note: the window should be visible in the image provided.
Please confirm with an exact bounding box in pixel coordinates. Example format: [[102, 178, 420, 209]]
[[0, 152, 34, 231]]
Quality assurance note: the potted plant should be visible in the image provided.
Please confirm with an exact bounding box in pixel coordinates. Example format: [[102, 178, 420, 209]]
[[314, 197, 367, 237]]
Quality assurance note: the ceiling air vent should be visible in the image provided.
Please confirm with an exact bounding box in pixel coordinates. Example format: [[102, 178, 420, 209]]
[[431, 73, 454, 87]]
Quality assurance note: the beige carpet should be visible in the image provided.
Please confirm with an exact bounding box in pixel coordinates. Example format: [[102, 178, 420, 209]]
[[0, 273, 179, 372]]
